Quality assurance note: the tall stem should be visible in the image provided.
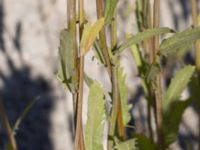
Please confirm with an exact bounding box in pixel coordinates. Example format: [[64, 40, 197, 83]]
[[74, 0, 85, 149], [67, 0, 79, 126], [111, 11, 125, 140], [190, 1, 200, 149], [0, 99, 17, 150], [153, 0, 164, 149]]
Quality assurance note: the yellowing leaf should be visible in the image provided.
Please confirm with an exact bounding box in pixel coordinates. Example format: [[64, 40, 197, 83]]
[[80, 18, 105, 56]]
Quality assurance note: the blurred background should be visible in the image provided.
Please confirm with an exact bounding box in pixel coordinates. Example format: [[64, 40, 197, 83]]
[[0, 0, 200, 149]]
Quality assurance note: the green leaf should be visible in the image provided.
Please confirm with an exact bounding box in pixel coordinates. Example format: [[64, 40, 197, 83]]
[[134, 134, 156, 150], [85, 81, 105, 150], [80, 18, 105, 56], [115, 27, 174, 53], [104, 0, 118, 24], [163, 100, 191, 146], [163, 65, 195, 113], [114, 138, 137, 150], [13, 97, 39, 135], [57, 29, 77, 92], [118, 67, 131, 125], [159, 27, 200, 57]]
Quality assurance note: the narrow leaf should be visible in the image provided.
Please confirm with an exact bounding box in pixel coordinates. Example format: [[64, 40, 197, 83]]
[[118, 67, 131, 125], [163, 65, 195, 113], [13, 97, 39, 135], [85, 81, 105, 150], [104, 0, 118, 24], [114, 138, 137, 150], [115, 27, 174, 53], [159, 27, 200, 56], [80, 18, 104, 56]]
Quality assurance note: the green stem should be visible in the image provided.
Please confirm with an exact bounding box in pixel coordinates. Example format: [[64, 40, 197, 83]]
[[67, 0, 79, 126], [0, 99, 17, 150]]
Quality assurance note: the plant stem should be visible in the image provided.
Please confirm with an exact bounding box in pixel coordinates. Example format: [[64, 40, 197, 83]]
[[108, 67, 120, 149], [74, 0, 85, 149], [67, 0, 79, 126], [153, 0, 164, 149], [96, 0, 112, 76], [111, 11, 125, 140], [0, 99, 17, 150], [190, 1, 200, 149]]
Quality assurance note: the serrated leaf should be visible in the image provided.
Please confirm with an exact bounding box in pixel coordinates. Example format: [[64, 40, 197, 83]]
[[115, 27, 174, 53], [85, 81, 105, 150], [57, 29, 77, 92], [104, 0, 118, 24], [163, 100, 191, 146], [114, 138, 137, 150], [163, 65, 195, 113], [118, 67, 131, 125], [159, 27, 200, 57], [134, 134, 156, 150], [80, 18, 104, 56]]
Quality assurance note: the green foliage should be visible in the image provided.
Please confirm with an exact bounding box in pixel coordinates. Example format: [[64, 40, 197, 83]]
[[159, 27, 200, 57], [163, 65, 195, 113], [57, 29, 77, 92], [104, 0, 118, 25], [115, 27, 174, 53], [134, 134, 156, 150], [114, 138, 137, 150], [118, 66, 131, 125], [163, 99, 191, 146], [85, 81, 105, 150]]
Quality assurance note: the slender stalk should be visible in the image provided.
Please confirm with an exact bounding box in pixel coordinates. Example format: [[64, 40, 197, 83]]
[[111, 11, 125, 140], [190, 1, 200, 149], [143, 0, 154, 141], [108, 67, 120, 149], [0, 99, 17, 150], [153, 0, 164, 149], [67, 0, 79, 126], [74, 0, 85, 149], [96, 0, 112, 76]]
